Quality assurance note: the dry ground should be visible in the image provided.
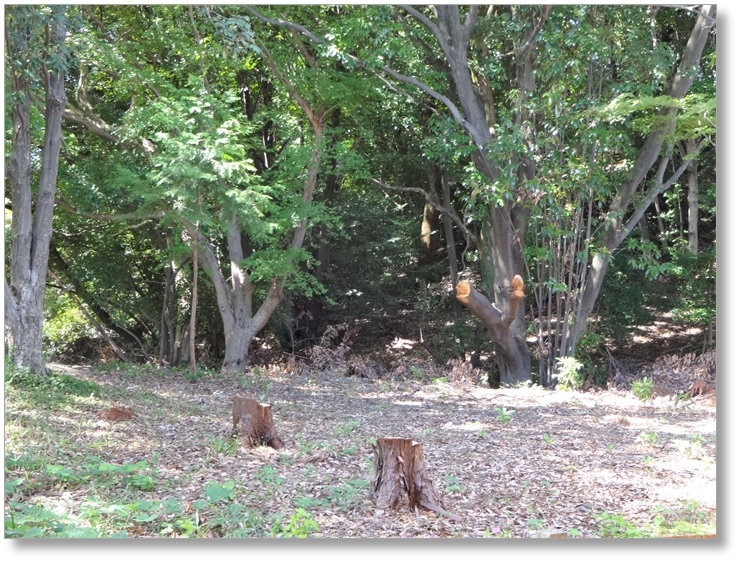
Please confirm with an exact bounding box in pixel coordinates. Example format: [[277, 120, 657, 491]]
[[5, 360, 716, 538]]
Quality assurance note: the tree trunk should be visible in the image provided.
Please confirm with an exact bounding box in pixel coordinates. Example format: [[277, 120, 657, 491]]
[[456, 276, 531, 385], [4, 7, 68, 375], [189, 222, 200, 375], [684, 138, 700, 255], [159, 262, 176, 366], [232, 396, 284, 449], [372, 438, 459, 520], [440, 171, 462, 317], [420, 167, 442, 267]]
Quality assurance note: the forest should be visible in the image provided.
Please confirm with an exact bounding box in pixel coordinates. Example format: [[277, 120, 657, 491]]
[[4, 5, 716, 540]]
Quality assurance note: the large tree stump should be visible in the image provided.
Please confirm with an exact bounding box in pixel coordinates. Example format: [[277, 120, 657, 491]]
[[371, 438, 460, 521], [232, 396, 284, 449]]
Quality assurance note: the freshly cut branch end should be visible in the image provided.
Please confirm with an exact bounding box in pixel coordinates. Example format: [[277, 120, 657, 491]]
[[455, 279, 472, 300], [509, 274, 524, 299]]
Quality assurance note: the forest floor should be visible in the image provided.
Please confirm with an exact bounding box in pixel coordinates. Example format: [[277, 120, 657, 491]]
[[5, 347, 716, 539]]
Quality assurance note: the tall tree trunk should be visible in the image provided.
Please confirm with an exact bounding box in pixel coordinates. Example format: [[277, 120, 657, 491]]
[[440, 171, 462, 317], [420, 167, 442, 267], [684, 138, 700, 255], [189, 222, 200, 375], [5, 7, 68, 375], [573, 4, 715, 345]]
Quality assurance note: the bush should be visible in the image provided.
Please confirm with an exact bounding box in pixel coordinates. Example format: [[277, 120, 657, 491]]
[[631, 377, 654, 402], [555, 356, 584, 391]]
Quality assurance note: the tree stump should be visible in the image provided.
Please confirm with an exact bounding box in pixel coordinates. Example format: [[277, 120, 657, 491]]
[[232, 396, 284, 449], [371, 438, 460, 521]]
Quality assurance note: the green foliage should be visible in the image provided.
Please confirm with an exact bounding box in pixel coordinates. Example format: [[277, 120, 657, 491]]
[[5, 364, 104, 398], [595, 512, 652, 538], [5, 501, 125, 538], [443, 475, 464, 494], [332, 420, 359, 437], [494, 406, 514, 425], [662, 244, 716, 327], [596, 502, 715, 538], [328, 478, 370, 510], [42, 292, 96, 357], [271, 508, 319, 538], [555, 356, 584, 391], [631, 377, 654, 402], [202, 480, 236, 503]]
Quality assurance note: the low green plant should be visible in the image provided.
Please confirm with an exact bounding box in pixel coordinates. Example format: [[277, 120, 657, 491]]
[[672, 438, 705, 459], [555, 356, 584, 391], [328, 478, 369, 510], [271, 508, 319, 538], [494, 406, 514, 424], [443, 474, 464, 493], [674, 391, 693, 408], [637, 431, 659, 446], [206, 436, 238, 458], [5, 501, 126, 538], [201, 480, 236, 503], [595, 512, 652, 538], [333, 420, 359, 437], [631, 377, 654, 402], [5, 365, 104, 397], [255, 466, 285, 489], [543, 433, 553, 444], [596, 503, 716, 538], [293, 495, 329, 510]]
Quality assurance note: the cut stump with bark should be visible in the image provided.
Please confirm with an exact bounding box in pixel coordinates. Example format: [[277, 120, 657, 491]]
[[371, 438, 461, 521], [232, 396, 284, 449]]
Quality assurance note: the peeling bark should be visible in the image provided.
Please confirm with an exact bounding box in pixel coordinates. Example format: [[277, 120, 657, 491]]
[[372, 438, 459, 521]]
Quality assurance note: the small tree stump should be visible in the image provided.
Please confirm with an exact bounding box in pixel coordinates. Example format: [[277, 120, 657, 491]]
[[232, 396, 284, 449], [371, 438, 460, 521]]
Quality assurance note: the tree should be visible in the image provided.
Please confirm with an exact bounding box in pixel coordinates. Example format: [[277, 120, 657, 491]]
[[5, 6, 69, 375], [571, 4, 716, 346]]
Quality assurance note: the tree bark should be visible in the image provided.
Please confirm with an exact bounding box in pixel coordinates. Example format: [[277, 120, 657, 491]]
[[5, 7, 68, 375], [456, 276, 531, 385], [372, 438, 458, 520]]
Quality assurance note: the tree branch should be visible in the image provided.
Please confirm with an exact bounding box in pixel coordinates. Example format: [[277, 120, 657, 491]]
[[245, 5, 474, 137], [618, 150, 701, 246], [461, 5, 478, 46], [244, 6, 324, 45], [663, 4, 717, 24], [514, 5, 553, 57], [370, 178, 480, 247], [397, 5, 449, 59]]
